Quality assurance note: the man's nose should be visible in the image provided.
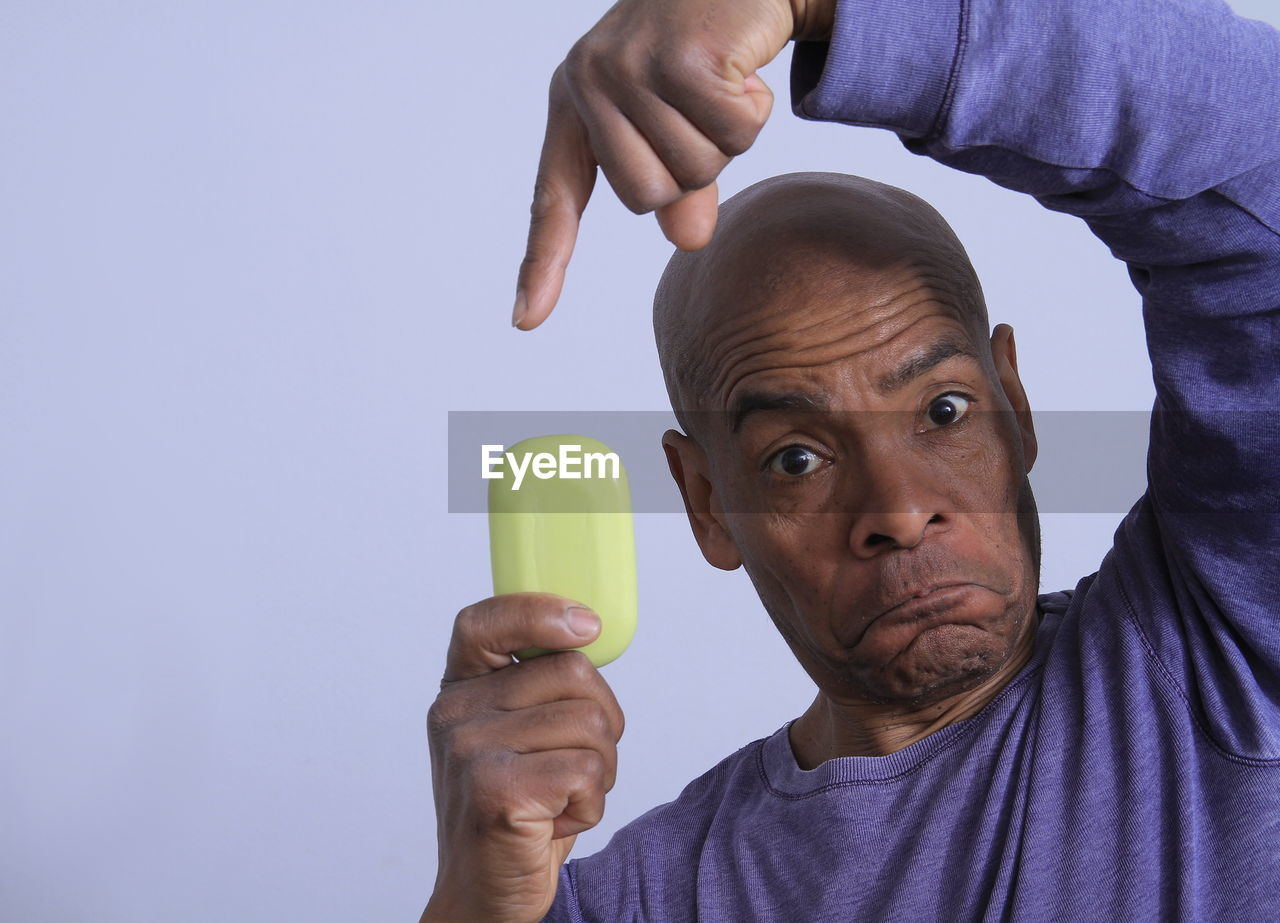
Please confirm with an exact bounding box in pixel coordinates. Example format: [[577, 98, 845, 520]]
[[844, 453, 948, 558]]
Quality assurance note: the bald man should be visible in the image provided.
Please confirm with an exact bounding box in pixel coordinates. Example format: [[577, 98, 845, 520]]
[[654, 172, 1042, 761], [424, 0, 1280, 920]]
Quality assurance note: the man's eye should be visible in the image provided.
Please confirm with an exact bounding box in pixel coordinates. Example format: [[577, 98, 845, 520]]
[[924, 392, 973, 429], [767, 445, 823, 477]]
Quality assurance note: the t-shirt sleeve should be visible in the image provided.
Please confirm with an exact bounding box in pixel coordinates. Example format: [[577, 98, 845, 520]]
[[791, 0, 1280, 758], [539, 865, 580, 922], [540, 751, 747, 920]]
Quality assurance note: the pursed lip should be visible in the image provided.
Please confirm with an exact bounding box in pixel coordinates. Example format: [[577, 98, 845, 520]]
[[878, 583, 983, 621], [846, 582, 989, 650]]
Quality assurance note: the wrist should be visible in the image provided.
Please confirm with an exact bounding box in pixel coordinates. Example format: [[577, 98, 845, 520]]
[[789, 0, 836, 41], [422, 868, 470, 922], [421, 891, 466, 923]]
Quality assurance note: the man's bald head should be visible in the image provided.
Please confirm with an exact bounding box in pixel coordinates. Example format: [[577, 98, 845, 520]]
[[654, 173, 1041, 715], [653, 172, 990, 426]]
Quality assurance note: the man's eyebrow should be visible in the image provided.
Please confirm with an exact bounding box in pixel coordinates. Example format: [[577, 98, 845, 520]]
[[729, 392, 830, 433], [876, 338, 981, 395], [726, 338, 980, 432]]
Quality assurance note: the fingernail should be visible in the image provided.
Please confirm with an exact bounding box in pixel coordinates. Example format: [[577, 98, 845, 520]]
[[511, 291, 528, 327], [565, 606, 600, 639]]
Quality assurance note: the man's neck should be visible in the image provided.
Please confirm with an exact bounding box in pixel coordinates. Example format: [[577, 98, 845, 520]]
[[789, 611, 1040, 768]]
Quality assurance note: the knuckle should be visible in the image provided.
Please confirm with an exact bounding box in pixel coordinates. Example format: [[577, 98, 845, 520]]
[[518, 249, 551, 281], [529, 177, 557, 219], [586, 701, 613, 738], [562, 41, 585, 81], [454, 593, 541, 650], [557, 650, 597, 686], [452, 601, 484, 646], [621, 174, 677, 214], [576, 796, 606, 828], [425, 698, 452, 738], [447, 722, 490, 763], [654, 42, 710, 93], [716, 126, 755, 158], [518, 251, 540, 278], [569, 748, 607, 785], [713, 110, 763, 157], [562, 37, 599, 87], [576, 700, 612, 740], [675, 159, 723, 193]]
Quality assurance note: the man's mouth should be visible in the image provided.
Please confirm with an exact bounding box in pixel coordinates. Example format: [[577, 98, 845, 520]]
[[847, 583, 986, 649], [882, 583, 979, 619]]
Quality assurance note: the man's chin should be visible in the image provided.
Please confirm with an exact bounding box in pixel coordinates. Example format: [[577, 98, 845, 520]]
[[850, 623, 1007, 706]]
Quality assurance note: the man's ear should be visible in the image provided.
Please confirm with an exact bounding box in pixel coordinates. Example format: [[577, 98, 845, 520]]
[[661, 429, 742, 571], [990, 323, 1038, 473]]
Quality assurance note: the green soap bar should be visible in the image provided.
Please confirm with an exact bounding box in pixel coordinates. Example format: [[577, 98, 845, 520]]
[[488, 434, 637, 667]]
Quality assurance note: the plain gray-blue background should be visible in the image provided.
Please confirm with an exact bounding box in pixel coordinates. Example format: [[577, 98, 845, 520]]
[[4, 2, 1276, 920]]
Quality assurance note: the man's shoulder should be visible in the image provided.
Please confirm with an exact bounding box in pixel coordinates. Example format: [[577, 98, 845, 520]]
[[630, 728, 774, 833], [577, 728, 779, 867], [550, 733, 778, 919]]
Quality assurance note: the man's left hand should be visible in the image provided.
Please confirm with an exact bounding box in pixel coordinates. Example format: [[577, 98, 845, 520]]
[[512, 0, 835, 330]]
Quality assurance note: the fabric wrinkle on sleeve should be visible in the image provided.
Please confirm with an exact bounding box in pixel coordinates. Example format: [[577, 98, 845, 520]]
[[790, 0, 962, 138]]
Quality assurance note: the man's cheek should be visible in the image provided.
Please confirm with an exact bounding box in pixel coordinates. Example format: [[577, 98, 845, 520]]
[[933, 433, 1018, 513]]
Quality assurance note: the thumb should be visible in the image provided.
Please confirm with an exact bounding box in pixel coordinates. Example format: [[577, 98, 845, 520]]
[[655, 182, 720, 251], [742, 72, 775, 128]]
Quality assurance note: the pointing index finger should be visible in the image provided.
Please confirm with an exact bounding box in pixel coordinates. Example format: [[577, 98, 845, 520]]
[[513, 66, 598, 330]]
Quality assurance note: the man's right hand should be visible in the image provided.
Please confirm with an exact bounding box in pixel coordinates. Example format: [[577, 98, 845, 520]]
[[422, 594, 625, 922]]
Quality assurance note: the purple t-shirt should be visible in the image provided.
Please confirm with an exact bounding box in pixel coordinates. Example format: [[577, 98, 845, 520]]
[[548, 0, 1280, 918]]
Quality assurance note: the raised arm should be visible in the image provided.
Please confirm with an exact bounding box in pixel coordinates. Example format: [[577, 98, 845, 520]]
[[789, 0, 1280, 755]]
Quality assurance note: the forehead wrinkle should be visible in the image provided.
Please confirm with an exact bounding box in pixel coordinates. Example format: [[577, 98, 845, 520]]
[[688, 290, 840, 405], [702, 250, 971, 352], [654, 174, 991, 427], [701, 271, 926, 404], [713, 327, 877, 412], [718, 307, 977, 422], [707, 279, 964, 410], [702, 308, 877, 406]]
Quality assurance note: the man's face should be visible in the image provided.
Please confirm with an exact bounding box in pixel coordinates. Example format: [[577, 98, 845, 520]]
[[672, 256, 1040, 708]]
